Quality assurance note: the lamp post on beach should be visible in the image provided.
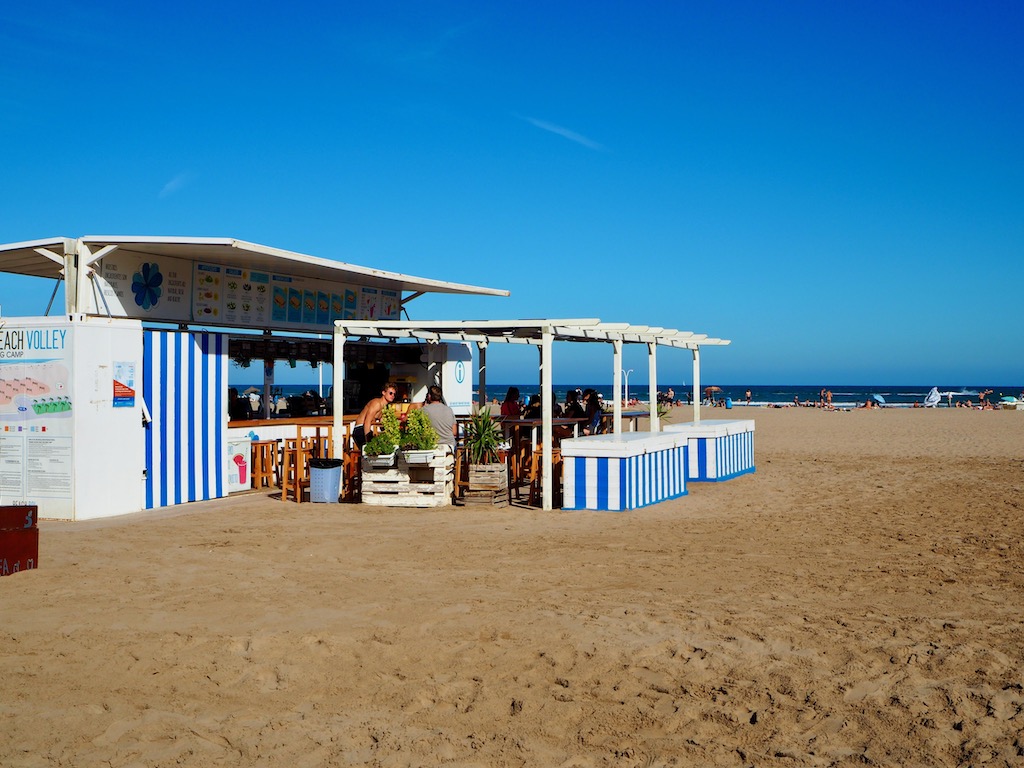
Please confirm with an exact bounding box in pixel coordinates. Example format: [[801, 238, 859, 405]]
[[622, 368, 633, 406]]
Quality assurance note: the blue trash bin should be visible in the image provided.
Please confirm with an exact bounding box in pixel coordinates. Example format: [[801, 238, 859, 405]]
[[725, 397, 733, 409], [309, 458, 343, 503]]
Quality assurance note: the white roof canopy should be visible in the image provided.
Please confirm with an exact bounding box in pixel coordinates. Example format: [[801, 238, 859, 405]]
[[0, 235, 509, 299]]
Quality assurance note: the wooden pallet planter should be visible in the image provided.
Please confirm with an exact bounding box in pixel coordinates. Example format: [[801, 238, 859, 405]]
[[362, 450, 454, 507]]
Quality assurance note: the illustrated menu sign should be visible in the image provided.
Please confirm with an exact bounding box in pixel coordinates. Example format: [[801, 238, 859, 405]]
[[94, 253, 400, 329]]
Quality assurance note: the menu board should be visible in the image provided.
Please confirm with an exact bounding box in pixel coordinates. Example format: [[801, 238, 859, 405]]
[[93, 254, 400, 329]]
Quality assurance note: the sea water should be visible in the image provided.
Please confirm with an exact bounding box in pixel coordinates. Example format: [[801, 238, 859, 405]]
[[477, 384, 1022, 409], [233, 382, 1022, 409]]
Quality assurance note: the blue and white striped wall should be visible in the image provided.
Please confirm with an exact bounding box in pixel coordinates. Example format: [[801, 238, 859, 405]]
[[562, 446, 688, 511], [143, 331, 228, 509], [665, 420, 756, 482]]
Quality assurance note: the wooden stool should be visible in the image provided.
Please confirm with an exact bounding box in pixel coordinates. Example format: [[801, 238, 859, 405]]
[[528, 447, 563, 508], [250, 440, 279, 489], [453, 445, 470, 501], [341, 448, 362, 502], [280, 445, 312, 503]]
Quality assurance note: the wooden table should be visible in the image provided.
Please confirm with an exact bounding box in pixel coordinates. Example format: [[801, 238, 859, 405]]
[[602, 409, 647, 432]]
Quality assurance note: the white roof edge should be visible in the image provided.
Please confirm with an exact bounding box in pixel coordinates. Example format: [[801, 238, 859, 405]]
[[75, 235, 509, 298], [228, 239, 510, 297], [334, 318, 730, 346], [0, 236, 74, 252]]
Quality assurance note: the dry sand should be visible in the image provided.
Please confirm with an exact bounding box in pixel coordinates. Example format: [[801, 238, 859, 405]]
[[2, 406, 1023, 767]]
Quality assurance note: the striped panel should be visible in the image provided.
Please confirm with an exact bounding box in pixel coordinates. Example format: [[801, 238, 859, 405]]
[[688, 432, 756, 481], [143, 331, 228, 509], [563, 446, 687, 511]]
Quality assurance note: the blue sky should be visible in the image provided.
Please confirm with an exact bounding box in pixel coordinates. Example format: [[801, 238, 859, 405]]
[[2, 1, 1021, 386]]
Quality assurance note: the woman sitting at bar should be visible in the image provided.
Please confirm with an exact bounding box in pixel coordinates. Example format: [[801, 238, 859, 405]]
[[582, 389, 603, 436]]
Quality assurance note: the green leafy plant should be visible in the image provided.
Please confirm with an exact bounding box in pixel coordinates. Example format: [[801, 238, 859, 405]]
[[363, 405, 401, 456], [464, 405, 504, 464], [400, 408, 438, 451]]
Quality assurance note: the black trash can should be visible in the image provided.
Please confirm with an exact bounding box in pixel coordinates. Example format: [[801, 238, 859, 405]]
[[308, 458, 343, 503]]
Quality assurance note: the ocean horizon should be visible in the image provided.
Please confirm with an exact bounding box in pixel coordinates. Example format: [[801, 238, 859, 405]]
[[236, 382, 1024, 409]]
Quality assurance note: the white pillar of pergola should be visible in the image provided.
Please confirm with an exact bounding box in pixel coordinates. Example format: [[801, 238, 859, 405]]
[[332, 331, 346, 459], [612, 339, 623, 434], [539, 326, 554, 509], [647, 341, 659, 433], [691, 347, 701, 423]]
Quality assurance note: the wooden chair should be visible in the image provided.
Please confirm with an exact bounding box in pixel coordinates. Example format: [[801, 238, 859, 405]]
[[528, 446, 563, 508]]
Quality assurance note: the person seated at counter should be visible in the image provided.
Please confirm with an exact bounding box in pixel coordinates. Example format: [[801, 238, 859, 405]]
[[501, 387, 521, 419], [523, 394, 541, 419], [582, 388, 603, 436], [228, 388, 251, 421], [422, 385, 457, 450], [563, 389, 585, 419]]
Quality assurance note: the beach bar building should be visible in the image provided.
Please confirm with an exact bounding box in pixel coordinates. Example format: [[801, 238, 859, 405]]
[[0, 236, 507, 520], [330, 320, 742, 511]]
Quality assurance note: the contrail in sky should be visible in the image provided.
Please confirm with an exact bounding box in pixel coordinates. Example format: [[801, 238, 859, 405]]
[[520, 116, 606, 151]]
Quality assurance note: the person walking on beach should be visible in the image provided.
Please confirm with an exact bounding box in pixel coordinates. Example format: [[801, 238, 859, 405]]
[[745, 389, 752, 405], [353, 382, 397, 449]]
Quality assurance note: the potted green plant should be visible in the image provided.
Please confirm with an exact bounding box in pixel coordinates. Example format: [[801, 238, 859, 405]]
[[362, 405, 400, 468], [400, 408, 438, 463], [464, 405, 507, 493]]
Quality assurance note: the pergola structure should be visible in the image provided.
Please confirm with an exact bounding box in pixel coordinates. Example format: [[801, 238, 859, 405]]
[[331, 319, 730, 510]]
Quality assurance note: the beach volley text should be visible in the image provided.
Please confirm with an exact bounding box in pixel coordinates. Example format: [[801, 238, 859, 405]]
[[0, 329, 67, 359]]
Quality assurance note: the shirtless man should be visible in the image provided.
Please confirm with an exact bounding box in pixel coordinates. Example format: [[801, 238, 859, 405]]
[[352, 383, 396, 449]]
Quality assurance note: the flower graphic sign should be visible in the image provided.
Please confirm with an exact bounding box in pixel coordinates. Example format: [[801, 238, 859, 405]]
[[131, 262, 164, 311]]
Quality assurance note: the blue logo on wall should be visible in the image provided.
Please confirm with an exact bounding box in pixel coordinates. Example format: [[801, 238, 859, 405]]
[[132, 262, 163, 310], [455, 361, 465, 384]]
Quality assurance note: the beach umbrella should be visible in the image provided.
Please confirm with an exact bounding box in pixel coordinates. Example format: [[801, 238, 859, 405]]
[[1000, 396, 1017, 403], [704, 386, 721, 394], [243, 386, 260, 395], [871, 394, 885, 404]]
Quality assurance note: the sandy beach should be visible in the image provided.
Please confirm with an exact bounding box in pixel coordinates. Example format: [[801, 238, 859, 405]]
[[2, 406, 1022, 766]]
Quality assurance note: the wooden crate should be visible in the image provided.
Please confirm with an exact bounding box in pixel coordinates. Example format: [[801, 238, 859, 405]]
[[463, 463, 509, 508], [468, 463, 507, 491]]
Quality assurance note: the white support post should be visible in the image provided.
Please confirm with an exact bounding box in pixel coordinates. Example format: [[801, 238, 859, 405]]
[[612, 339, 623, 435], [647, 342, 659, 432], [541, 326, 553, 511], [692, 347, 701, 423], [67, 239, 87, 315], [332, 326, 346, 459]]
